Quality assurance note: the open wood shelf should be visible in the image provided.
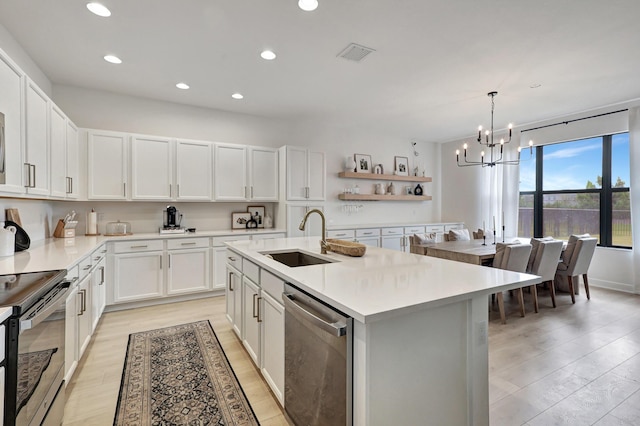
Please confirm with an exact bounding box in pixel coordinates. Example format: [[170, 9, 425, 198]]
[[338, 193, 432, 201], [338, 171, 432, 182]]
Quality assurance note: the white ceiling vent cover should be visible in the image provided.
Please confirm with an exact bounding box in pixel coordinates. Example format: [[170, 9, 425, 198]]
[[337, 43, 375, 62]]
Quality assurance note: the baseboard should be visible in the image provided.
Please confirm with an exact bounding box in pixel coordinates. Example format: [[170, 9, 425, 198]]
[[590, 277, 636, 294], [104, 290, 224, 313]]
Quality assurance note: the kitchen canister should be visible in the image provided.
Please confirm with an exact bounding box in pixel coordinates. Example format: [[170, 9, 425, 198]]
[[0, 225, 17, 257]]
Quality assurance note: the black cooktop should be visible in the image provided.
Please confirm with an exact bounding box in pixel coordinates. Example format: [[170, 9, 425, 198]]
[[0, 270, 67, 315]]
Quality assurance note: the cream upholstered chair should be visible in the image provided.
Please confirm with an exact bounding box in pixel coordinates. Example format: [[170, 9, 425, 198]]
[[526, 239, 564, 310], [409, 233, 436, 255], [555, 236, 597, 304], [446, 228, 471, 241], [492, 243, 532, 324], [472, 229, 485, 240]]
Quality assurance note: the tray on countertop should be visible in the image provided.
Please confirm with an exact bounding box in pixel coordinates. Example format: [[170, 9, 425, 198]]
[[326, 239, 366, 257]]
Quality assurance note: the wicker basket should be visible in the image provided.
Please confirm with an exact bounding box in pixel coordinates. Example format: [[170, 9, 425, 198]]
[[326, 239, 367, 257]]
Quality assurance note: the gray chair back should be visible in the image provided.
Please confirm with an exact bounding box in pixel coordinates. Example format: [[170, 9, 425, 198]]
[[495, 243, 532, 273], [528, 240, 564, 282], [559, 237, 597, 276]]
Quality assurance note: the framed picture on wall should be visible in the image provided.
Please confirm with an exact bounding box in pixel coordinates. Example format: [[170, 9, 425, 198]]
[[232, 212, 252, 229], [247, 206, 265, 228], [354, 154, 372, 173], [394, 156, 409, 176]]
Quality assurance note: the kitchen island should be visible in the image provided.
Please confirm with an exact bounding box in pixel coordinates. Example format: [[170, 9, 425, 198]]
[[227, 237, 541, 426]]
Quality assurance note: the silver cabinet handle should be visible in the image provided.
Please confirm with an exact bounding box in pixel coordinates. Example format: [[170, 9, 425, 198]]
[[305, 186, 310, 199], [363, 232, 373, 235], [77, 290, 84, 316], [169, 184, 172, 198], [168, 254, 171, 269], [30, 164, 36, 187], [24, 163, 30, 187], [83, 265, 92, 271], [227, 256, 237, 262], [177, 184, 180, 198], [130, 245, 148, 249], [252, 293, 258, 318], [250, 186, 254, 199], [228, 272, 234, 291], [335, 233, 346, 237], [181, 242, 196, 246], [160, 255, 162, 269], [100, 266, 105, 285], [257, 296, 262, 323], [123, 182, 126, 197], [94, 256, 101, 261], [70, 177, 73, 194]]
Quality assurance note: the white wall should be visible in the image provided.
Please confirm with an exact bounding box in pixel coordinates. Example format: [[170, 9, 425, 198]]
[[0, 24, 51, 95]]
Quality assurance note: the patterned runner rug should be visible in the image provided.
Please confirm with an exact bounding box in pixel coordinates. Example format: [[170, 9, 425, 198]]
[[114, 321, 259, 425]]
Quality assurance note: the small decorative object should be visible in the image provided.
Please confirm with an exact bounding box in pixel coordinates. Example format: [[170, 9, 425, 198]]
[[405, 185, 413, 195], [353, 184, 360, 194], [387, 182, 396, 195], [326, 239, 366, 257], [344, 155, 357, 172], [246, 217, 258, 229], [394, 156, 409, 176], [414, 183, 423, 196], [264, 213, 273, 228], [373, 164, 383, 174], [247, 206, 265, 228], [231, 212, 252, 229], [375, 183, 385, 194], [354, 154, 372, 173]]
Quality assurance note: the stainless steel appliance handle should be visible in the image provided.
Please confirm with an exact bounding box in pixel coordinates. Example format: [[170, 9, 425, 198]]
[[283, 293, 346, 336], [20, 282, 71, 333]]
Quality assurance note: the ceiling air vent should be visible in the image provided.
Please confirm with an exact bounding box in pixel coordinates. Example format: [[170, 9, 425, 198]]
[[337, 43, 375, 62]]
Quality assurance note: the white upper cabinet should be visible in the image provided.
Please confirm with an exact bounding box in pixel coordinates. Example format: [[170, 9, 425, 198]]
[[0, 50, 25, 194], [175, 139, 212, 201], [49, 104, 67, 198], [214, 143, 247, 201], [87, 130, 128, 200], [131, 135, 173, 200], [65, 121, 79, 199], [282, 146, 325, 201], [24, 79, 50, 196], [248, 146, 278, 201]]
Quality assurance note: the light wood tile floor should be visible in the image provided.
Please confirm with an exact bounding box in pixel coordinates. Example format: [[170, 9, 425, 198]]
[[64, 287, 640, 426]]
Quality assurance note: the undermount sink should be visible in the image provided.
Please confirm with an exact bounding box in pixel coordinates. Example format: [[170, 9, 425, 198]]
[[262, 250, 336, 268]]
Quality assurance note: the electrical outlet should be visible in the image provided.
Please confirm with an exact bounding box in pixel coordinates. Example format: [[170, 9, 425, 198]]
[[476, 320, 488, 346]]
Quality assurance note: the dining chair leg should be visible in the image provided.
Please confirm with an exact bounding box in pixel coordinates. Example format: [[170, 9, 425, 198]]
[[549, 280, 557, 308], [497, 292, 506, 324], [518, 288, 525, 317], [583, 274, 591, 300], [567, 275, 576, 304], [531, 284, 539, 313]]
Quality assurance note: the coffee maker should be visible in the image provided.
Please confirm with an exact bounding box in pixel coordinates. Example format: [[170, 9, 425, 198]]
[[160, 205, 185, 234]]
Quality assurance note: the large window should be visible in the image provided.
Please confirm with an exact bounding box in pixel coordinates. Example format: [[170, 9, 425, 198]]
[[518, 133, 631, 248]]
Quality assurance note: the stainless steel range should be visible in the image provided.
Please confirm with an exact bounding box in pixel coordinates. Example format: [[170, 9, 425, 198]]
[[1, 270, 70, 426]]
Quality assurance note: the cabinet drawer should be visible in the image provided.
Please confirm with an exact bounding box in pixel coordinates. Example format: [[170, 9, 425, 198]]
[[65, 265, 79, 285], [404, 226, 425, 234], [212, 235, 251, 247], [444, 224, 463, 231], [226, 250, 242, 271], [356, 228, 380, 237], [381, 227, 403, 236], [167, 237, 209, 250], [261, 269, 284, 300], [425, 225, 445, 233], [91, 244, 108, 263], [243, 259, 260, 284], [327, 230, 355, 239], [78, 256, 93, 280], [112, 240, 164, 254]]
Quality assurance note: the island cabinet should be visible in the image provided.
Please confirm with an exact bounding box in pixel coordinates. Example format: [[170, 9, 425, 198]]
[[241, 260, 261, 364]]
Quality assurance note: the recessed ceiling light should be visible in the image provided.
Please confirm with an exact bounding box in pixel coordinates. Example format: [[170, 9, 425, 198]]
[[176, 82, 190, 90], [298, 0, 318, 11], [261, 50, 276, 60], [87, 2, 111, 17], [232, 93, 244, 100], [103, 55, 122, 64]]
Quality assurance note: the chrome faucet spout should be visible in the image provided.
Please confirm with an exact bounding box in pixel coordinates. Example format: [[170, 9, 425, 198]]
[[298, 209, 328, 254]]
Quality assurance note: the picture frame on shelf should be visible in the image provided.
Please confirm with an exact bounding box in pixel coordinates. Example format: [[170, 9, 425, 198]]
[[231, 212, 252, 229], [394, 156, 409, 176], [247, 206, 265, 228], [354, 154, 372, 173]]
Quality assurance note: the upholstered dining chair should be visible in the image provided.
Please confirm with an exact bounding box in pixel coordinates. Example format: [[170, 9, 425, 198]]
[[492, 243, 533, 324], [472, 229, 485, 240], [526, 239, 564, 310], [409, 233, 436, 255], [555, 236, 597, 304]]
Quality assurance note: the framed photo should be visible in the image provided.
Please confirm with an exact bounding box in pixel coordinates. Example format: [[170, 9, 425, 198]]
[[354, 154, 372, 173], [394, 156, 409, 176], [232, 212, 252, 229], [247, 206, 265, 228]]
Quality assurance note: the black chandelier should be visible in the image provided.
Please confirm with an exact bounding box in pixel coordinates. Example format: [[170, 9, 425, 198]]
[[456, 91, 531, 167]]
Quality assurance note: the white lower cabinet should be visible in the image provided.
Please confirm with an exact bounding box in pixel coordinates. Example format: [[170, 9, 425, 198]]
[[167, 247, 210, 295], [113, 251, 164, 303], [77, 273, 93, 359], [226, 265, 243, 338], [242, 276, 261, 365], [213, 247, 228, 290], [64, 267, 80, 383], [260, 288, 284, 405], [91, 255, 106, 331]]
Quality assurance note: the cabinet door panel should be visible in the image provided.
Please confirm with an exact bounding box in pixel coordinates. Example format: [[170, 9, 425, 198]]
[[214, 144, 247, 200], [287, 205, 323, 237], [131, 135, 172, 200], [261, 291, 284, 405], [113, 252, 163, 302], [64, 286, 79, 382], [0, 53, 25, 193], [25, 81, 49, 195], [307, 150, 326, 200], [286, 146, 308, 200], [381, 235, 404, 251], [225, 266, 242, 337], [77, 275, 92, 359], [176, 140, 212, 200], [65, 121, 79, 198], [88, 131, 128, 199], [167, 248, 210, 295], [49, 105, 67, 198], [249, 147, 278, 201], [213, 247, 227, 291], [242, 277, 260, 365]]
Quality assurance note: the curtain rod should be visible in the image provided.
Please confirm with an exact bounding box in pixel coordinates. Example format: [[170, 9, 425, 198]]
[[520, 108, 628, 133]]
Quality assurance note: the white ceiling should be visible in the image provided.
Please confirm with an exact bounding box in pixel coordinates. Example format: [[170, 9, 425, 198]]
[[1, 0, 639, 143]]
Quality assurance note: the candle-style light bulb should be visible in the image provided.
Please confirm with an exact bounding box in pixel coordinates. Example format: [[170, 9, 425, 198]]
[[456, 149, 460, 155], [477, 126, 482, 141], [500, 138, 505, 145], [463, 143, 468, 150], [517, 146, 522, 157], [508, 123, 513, 137]]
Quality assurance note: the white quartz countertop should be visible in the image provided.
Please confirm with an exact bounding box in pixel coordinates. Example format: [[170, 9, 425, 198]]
[[0, 306, 11, 322], [0, 228, 285, 276], [226, 237, 541, 324]]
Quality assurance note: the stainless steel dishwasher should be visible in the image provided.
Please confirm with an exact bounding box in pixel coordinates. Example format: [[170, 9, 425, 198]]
[[283, 283, 353, 426]]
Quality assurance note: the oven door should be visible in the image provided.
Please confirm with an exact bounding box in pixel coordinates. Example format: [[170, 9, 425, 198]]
[[15, 282, 68, 426]]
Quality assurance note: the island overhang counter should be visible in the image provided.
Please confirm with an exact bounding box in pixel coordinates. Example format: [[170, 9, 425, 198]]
[[226, 237, 541, 426]]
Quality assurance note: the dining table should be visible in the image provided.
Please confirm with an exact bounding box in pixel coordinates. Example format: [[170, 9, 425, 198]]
[[425, 239, 500, 265]]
